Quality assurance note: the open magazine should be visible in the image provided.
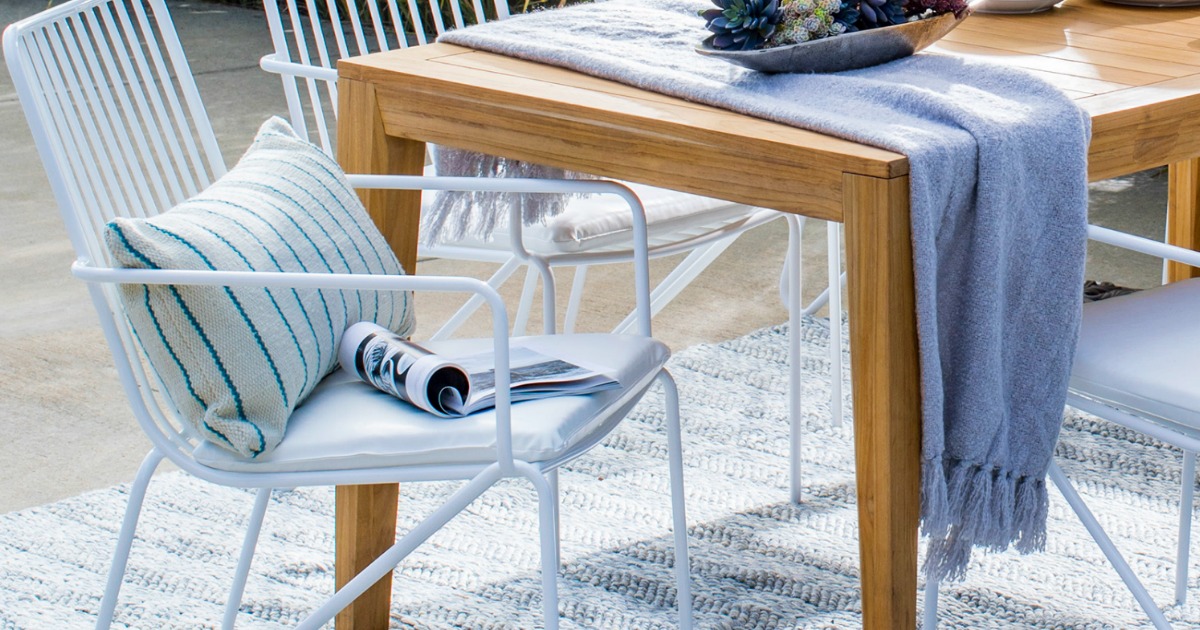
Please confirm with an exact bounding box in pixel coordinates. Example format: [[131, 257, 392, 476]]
[[337, 322, 620, 418]]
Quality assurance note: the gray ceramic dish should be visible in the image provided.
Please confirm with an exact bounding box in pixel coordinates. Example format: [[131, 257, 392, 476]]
[[695, 11, 969, 74]]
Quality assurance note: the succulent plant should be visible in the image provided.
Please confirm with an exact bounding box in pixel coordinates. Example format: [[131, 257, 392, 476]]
[[765, 0, 845, 47], [700, 0, 784, 51], [834, 0, 907, 32]]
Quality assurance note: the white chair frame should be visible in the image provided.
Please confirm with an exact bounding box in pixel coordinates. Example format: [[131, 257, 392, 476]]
[[3, 2, 690, 627], [258, 0, 785, 338], [257, 0, 848, 503]]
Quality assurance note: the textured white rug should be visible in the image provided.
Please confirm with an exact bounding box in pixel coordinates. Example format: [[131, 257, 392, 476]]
[[3, 318, 1199, 629]]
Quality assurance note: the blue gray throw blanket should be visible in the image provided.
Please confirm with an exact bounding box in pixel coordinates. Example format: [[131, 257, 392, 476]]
[[439, 0, 1091, 580]]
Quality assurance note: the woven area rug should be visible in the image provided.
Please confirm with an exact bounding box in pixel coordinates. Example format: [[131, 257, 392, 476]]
[[3, 317, 1200, 629]]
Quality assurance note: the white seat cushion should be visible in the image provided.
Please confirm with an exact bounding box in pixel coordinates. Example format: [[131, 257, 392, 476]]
[[422, 165, 758, 254], [194, 334, 669, 473], [1070, 278, 1200, 433]]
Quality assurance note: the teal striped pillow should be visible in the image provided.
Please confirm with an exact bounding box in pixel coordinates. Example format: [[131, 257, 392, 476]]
[[105, 117, 415, 459]]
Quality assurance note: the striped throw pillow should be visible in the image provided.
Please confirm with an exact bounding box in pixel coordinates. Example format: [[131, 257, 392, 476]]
[[105, 117, 415, 459]]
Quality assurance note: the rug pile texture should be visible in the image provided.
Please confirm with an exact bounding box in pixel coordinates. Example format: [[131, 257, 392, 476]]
[[2, 318, 1198, 628]]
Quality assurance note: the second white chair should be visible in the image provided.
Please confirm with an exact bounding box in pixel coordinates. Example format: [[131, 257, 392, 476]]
[[260, 0, 848, 502]]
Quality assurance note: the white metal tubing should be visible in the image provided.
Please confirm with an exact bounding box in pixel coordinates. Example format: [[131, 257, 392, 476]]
[[72, 262, 522, 472], [1162, 217, 1173, 286], [614, 237, 724, 333], [1068, 394, 1200, 454], [922, 578, 938, 629], [658, 370, 693, 629], [507, 209, 557, 335], [515, 462, 561, 630], [1048, 461, 1172, 630], [1089, 224, 1200, 269], [827, 222, 843, 428], [537, 209, 781, 268], [96, 449, 164, 630], [259, 53, 337, 82], [429, 256, 523, 341], [1178, 451, 1196, 606], [800, 271, 847, 318], [222, 488, 272, 630], [611, 238, 737, 335], [786, 215, 804, 504], [513, 265, 540, 338], [547, 467, 561, 570], [348, 175, 650, 336], [348, 174, 651, 335], [295, 467, 505, 630], [258, 12, 311, 141], [143, 0, 223, 180], [564, 265, 589, 334]]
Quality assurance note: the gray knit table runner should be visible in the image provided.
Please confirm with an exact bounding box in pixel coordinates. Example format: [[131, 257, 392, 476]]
[[439, 0, 1092, 580]]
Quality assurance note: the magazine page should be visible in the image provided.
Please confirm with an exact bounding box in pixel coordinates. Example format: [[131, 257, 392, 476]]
[[452, 346, 620, 414], [338, 322, 469, 418]]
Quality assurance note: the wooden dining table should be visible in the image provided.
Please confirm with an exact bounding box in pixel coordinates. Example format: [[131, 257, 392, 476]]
[[332, 0, 1200, 626]]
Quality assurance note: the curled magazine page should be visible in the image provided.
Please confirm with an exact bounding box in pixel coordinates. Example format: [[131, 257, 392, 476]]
[[339, 323, 619, 417], [338, 322, 469, 417]]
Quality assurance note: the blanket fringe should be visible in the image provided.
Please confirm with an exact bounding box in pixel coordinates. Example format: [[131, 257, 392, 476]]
[[921, 457, 1049, 582], [421, 145, 596, 246]]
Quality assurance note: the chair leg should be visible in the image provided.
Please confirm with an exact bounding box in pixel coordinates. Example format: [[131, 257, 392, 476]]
[[1048, 461, 1173, 629], [96, 449, 164, 630], [296, 468, 503, 630], [785, 214, 804, 504], [826, 221, 843, 428], [1177, 450, 1197, 606], [531, 470, 561, 630], [222, 488, 272, 630], [922, 577, 939, 629], [547, 467, 562, 570], [658, 370, 693, 629]]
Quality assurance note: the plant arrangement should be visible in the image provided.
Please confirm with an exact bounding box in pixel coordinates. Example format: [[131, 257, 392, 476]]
[[700, 0, 969, 51]]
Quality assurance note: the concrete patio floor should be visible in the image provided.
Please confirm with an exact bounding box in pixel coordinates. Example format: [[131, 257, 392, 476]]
[[0, 0, 1170, 514]]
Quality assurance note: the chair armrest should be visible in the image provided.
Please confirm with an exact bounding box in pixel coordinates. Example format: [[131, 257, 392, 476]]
[[72, 261, 527, 471], [346, 174, 654, 335], [259, 53, 337, 82], [1088, 224, 1200, 269], [346, 173, 634, 197]]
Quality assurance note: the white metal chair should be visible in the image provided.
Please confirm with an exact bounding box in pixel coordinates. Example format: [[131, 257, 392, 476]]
[[3, 1, 690, 628], [259, 0, 786, 338], [921, 224, 1199, 630], [259, 0, 848, 501]]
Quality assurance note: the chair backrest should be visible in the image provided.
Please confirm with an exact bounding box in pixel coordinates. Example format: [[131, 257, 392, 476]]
[[4, 0, 226, 467], [3, 0, 225, 267], [262, 0, 511, 154]]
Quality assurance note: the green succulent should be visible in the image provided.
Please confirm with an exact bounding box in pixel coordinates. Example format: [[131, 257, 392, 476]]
[[700, 0, 783, 51]]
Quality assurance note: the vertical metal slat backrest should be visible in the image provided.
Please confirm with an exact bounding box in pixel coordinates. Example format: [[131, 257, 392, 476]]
[[3, 0, 226, 456], [4, 0, 225, 267], [263, 0, 508, 155]]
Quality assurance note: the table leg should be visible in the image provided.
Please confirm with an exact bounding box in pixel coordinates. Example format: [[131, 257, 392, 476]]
[[334, 77, 427, 629], [843, 172, 921, 630], [1167, 158, 1200, 282]]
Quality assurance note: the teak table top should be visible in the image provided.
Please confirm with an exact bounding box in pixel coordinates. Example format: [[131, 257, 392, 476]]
[[333, 1, 1200, 627]]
